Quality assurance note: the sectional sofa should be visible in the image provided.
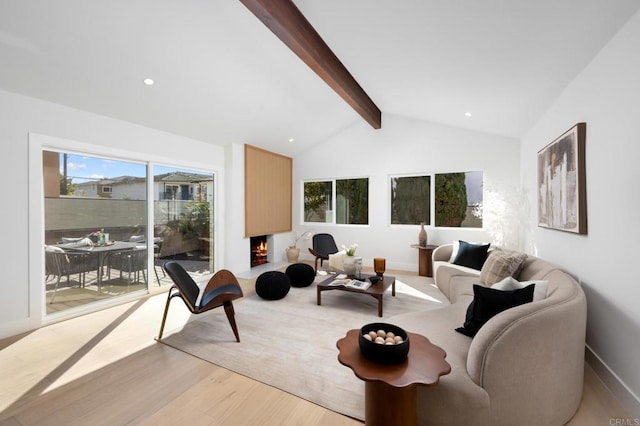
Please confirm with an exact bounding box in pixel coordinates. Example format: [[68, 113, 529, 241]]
[[389, 243, 587, 425]]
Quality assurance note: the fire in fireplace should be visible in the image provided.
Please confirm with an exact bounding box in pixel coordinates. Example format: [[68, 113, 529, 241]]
[[250, 235, 268, 267]]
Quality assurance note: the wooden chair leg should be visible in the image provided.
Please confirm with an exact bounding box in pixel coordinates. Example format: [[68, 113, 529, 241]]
[[224, 301, 240, 342], [158, 289, 175, 340]]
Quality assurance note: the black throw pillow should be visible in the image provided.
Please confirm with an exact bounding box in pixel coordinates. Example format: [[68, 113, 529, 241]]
[[452, 240, 490, 270], [456, 284, 535, 337]]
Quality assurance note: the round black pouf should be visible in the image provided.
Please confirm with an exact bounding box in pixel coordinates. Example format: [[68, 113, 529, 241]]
[[255, 271, 291, 300], [285, 263, 315, 288]]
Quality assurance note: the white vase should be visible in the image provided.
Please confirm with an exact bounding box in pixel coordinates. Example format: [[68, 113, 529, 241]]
[[342, 255, 361, 276]]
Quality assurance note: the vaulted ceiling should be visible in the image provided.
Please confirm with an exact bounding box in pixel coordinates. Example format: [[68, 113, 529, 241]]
[[1, 1, 638, 156]]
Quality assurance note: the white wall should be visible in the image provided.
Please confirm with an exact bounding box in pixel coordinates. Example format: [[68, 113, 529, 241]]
[[0, 89, 226, 339], [520, 10, 640, 416], [293, 114, 520, 271]]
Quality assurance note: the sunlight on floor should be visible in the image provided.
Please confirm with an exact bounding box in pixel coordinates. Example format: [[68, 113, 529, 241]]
[[394, 279, 447, 304], [0, 292, 190, 412]]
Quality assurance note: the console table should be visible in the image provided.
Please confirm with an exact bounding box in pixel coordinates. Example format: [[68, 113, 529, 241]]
[[410, 244, 438, 277], [337, 329, 451, 426]]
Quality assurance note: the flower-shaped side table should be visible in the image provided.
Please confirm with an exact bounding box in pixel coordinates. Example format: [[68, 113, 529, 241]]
[[337, 329, 451, 426]]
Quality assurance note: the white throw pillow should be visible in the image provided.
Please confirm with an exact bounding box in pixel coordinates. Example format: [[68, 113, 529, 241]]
[[491, 276, 549, 302]]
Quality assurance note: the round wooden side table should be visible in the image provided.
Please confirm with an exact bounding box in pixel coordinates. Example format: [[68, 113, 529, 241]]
[[337, 329, 451, 426]]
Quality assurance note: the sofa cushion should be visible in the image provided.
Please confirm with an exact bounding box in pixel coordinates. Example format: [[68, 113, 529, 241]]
[[491, 276, 549, 301], [452, 241, 490, 270], [455, 284, 535, 337], [479, 249, 527, 285]]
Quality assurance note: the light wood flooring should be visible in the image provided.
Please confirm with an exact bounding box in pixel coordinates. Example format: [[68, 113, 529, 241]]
[[0, 270, 632, 425]]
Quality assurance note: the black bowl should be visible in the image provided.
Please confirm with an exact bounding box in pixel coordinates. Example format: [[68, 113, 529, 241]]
[[368, 276, 380, 284], [358, 322, 410, 364]]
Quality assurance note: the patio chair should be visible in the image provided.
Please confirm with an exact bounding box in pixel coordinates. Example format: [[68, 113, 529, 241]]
[[45, 246, 99, 304], [109, 248, 148, 286], [308, 233, 338, 272], [126, 235, 165, 285], [158, 261, 244, 341]]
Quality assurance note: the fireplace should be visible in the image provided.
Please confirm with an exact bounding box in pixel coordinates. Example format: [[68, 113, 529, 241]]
[[250, 235, 269, 267]]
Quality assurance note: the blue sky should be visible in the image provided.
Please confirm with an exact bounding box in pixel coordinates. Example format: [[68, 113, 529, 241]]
[[60, 153, 199, 183]]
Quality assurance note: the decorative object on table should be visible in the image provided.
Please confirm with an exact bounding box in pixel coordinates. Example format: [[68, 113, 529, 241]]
[[87, 230, 101, 244], [368, 275, 380, 284], [537, 122, 587, 234], [286, 230, 313, 262], [342, 243, 358, 256], [342, 255, 362, 276], [341, 243, 359, 276], [418, 222, 428, 247], [308, 233, 339, 272], [373, 257, 386, 277], [354, 257, 363, 279], [358, 322, 410, 364]]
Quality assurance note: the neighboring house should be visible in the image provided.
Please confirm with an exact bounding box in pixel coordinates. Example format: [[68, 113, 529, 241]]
[[154, 171, 213, 202], [74, 172, 213, 201]]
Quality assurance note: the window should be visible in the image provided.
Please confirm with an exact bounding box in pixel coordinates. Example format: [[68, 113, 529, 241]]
[[304, 178, 368, 225], [101, 186, 112, 193], [391, 175, 431, 225], [304, 181, 332, 223], [390, 171, 483, 228]]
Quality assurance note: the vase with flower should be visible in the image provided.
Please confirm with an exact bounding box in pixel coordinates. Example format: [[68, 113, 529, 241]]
[[286, 231, 313, 263], [341, 243, 361, 276]]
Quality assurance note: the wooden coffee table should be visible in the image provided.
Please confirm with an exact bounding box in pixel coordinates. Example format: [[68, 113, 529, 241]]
[[316, 274, 395, 317], [337, 329, 451, 426]]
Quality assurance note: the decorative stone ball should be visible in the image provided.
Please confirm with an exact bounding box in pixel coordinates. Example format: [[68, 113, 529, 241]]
[[255, 271, 291, 300], [285, 263, 315, 288]]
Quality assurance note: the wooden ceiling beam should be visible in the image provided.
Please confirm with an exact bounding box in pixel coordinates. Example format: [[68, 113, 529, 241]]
[[239, 0, 382, 129]]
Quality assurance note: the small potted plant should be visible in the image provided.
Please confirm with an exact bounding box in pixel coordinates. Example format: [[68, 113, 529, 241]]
[[341, 243, 360, 275], [286, 231, 313, 263]]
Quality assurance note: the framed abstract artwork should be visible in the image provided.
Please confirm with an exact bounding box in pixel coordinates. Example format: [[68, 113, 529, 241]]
[[537, 123, 587, 234]]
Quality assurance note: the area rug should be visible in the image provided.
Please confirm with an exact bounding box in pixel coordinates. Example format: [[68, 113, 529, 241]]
[[159, 275, 448, 421]]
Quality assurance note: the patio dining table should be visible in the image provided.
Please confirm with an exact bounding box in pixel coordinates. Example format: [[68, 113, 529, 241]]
[[59, 241, 144, 290]]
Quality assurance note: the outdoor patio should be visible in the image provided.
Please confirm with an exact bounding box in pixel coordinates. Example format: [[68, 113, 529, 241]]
[[46, 257, 211, 314]]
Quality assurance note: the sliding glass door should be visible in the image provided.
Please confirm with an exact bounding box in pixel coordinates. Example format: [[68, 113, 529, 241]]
[[43, 150, 147, 314], [152, 165, 214, 286], [42, 150, 216, 315]]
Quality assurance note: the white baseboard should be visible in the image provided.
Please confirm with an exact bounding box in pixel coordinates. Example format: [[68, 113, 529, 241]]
[[586, 345, 640, 420]]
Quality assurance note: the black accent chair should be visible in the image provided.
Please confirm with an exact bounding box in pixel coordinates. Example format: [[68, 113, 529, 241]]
[[308, 233, 338, 272], [158, 261, 244, 341]]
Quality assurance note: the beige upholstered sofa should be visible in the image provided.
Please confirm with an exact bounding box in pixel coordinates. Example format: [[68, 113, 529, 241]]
[[389, 244, 587, 426]]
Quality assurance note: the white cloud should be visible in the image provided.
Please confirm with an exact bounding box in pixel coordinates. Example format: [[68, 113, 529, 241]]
[[66, 162, 87, 171]]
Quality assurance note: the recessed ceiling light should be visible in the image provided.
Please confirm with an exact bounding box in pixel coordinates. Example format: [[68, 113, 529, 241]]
[[143, 78, 154, 86], [288, 138, 294, 143], [464, 112, 472, 117]]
